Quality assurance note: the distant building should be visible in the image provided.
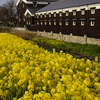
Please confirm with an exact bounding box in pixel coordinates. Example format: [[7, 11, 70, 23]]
[[16, 0, 58, 30], [36, 0, 100, 39]]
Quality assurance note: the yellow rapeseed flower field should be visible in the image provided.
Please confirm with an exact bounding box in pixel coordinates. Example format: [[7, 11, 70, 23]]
[[0, 33, 100, 100]]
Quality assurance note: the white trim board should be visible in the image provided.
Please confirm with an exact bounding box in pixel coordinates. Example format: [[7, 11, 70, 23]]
[[16, 0, 33, 6], [24, 9, 34, 16], [36, 3, 100, 15]]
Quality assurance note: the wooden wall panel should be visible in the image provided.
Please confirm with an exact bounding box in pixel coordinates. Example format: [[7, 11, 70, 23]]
[[36, 8, 100, 39]]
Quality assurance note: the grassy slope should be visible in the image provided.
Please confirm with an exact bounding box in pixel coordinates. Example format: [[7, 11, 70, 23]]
[[32, 37, 100, 59]]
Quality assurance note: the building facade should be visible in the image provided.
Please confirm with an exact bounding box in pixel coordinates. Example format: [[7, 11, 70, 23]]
[[16, 0, 58, 29], [16, 0, 32, 27], [36, 0, 100, 39]]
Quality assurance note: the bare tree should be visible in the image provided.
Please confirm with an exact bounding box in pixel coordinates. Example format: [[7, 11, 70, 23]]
[[0, 0, 17, 26]]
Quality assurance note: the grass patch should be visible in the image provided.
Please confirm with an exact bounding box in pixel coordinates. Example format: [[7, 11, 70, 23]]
[[0, 26, 12, 33], [10, 30, 38, 40], [0, 26, 39, 40], [32, 37, 100, 59]]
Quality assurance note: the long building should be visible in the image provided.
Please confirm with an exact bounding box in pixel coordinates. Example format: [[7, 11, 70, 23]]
[[35, 0, 100, 39], [16, 0, 58, 29]]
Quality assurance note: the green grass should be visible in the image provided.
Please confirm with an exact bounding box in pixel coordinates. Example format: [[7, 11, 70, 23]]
[[32, 37, 100, 59]]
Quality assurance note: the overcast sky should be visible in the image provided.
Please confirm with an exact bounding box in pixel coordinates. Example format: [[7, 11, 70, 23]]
[[0, 0, 17, 5]]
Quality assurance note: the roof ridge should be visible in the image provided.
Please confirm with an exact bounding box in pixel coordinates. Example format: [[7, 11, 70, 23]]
[[51, 0, 67, 4], [36, 0, 100, 13]]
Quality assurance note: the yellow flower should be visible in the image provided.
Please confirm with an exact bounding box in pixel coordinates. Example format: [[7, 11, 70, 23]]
[[43, 86, 46, 91]]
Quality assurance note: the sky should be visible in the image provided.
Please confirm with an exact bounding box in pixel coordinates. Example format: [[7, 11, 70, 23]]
[[0, 0, 17, 5]]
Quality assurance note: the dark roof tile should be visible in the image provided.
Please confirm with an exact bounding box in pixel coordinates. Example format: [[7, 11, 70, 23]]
[[26, 0, 59, 2], [36, 0, 100, 12]]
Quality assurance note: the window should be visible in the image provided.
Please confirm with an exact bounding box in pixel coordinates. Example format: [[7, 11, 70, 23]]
[[91, 8, 95, 14], [41, 22, 43, 25], [90, 20, 95, 26], [65, 20, 69, 25], [53, 19, 56, 25], [37, 22, 39, 25], [73, 10, 76, 16], [23, 4, 24, 8], [44, 14, 46, 18], [59, 21, 62, 25], [81, 9, 85, 15], [66, 11, 69, 16], [59, 19, 62, 25], [54, 12, 56, 17], [73, 20, 76, 26], [45, 22, 46, 25], [59, 12, 62, 17], [49, 21, 51, 25], [44, 21, 47, 25], [41, 21, 43, 25], [49, 13, 51, 17], [90, 18, 95, 26], [81, 20, 85, 26], [33, 2, 37, 7], [54, 21, 56, 25], [40, 14, 42, 18]]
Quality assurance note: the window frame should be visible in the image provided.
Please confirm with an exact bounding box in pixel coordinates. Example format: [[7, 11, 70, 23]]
[[65, 11, 69, 16], [65, 19, 69, 25], [81, 9, 85, 15], [72, 19, 76, 26], [54, 21, 56, 25], [37, 21, 39, 25], [44, 13, 46, 18], [59, 12, 62, 17], [41, 20, 43, 25], [91, 7, 95, 14], [81, 20, 85, 26], [53, 19, 56, 25], [40, 14, 42, 18], [23, 4, 24, 8], [73, 10, 76, 16], [44, 20, 47, 25], [49, 13, 51, 17], [90, 20, 95, 26], [49, 20, 51, 25], [54, 12, 56, 17], [29, 22, 30, 25], [59, 19, 62, 25], [90, 18, 95, 26]]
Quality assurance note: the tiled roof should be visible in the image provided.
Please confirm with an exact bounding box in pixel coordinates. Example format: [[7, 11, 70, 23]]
[[36, 0, 100, 12], [26, 0, 59, 2]]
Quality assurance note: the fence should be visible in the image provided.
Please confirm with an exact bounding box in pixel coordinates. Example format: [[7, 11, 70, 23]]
[[37, 31, 100, 46]]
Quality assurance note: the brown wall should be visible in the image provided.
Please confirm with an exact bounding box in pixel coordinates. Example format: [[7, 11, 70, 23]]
[[17, 1, 28, 27], [36, 9, 100, 39]]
